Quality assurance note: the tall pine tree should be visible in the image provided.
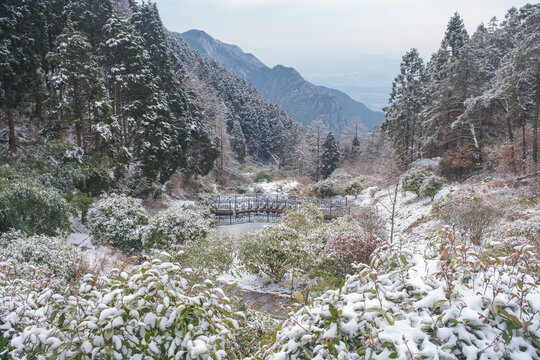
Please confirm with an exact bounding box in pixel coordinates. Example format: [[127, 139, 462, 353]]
[[382, 48, 427, 162], [46, 19, 113, 150], [320, 132, 340, 179]]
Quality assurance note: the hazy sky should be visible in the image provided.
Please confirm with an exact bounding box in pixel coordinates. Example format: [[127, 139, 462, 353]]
[[155, 0, 530, 64], [153, 0, 531, 109]]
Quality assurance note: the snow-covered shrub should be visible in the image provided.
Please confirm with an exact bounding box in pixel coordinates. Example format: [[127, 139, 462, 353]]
[[325, 234, 383, 274], [87, 194, 148, 252], [142, 207, 211, 252], [420, 174, 443, 201], [281, 203, 324, 237], [0, 231, 81, 282], [163, 232, 235, 281], [344, 181, 364, 198], [196, 192, 219, 221], [352, 206, 387, 239], [312, 178, 340, 198], [255, 232, 540, 359], [402, 168, 431, 196], [239, 225, 299, 282], [499, 217, 540, 249], [3, 257, 243, 359], [308, 216, 363, 245], [0, 177, 70, 236], [433, 192, 503, 244], [232, 308, 279, 358], [253, 169, 275, 183]]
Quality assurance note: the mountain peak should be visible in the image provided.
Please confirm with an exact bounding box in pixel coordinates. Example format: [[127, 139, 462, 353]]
[[181, 29, 267, 79], [181, 30, 384, 133]]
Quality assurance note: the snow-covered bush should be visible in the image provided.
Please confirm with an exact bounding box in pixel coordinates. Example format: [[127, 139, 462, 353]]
[[420, 174, 443, 201], [281, 203, 324, 237], [253, 169, 275, 183], [87, 194, 149, 252], [239, 225, 298, 282], [344, 181, 364, 198], [255, 232, 540, 359], [325, 234, 383, 274], [196, 192, 219, 222], [172, 233, 235, 281], [352, 206, 387, 239], [232, 308, 279, 358], [312, 178, 340, 198], [2, 257, 244, 359], [308, 216, 363, 246], [142, 207, 211, 252], [433, 192, 503, 244], [402, 168, 431, 196], [0, 177, 70, 236], [0, 231, 81, 283]]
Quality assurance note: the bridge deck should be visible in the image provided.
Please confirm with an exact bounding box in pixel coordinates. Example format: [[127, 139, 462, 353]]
[[214, 194, 349, 224]]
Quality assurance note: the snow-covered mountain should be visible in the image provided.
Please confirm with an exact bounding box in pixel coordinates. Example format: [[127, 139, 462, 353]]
[[181, 30, 384, 135]]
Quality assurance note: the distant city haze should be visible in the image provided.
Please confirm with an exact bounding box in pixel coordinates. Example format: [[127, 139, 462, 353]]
[[155, 0, 531, 110]]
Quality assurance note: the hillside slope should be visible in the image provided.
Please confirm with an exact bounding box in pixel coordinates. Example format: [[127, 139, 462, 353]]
[[181, 29, 384, 134]]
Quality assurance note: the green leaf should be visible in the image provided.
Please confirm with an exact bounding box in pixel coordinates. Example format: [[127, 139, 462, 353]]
[[104, 328, 114, 341], [433, 299, 447, 309], [329, 304, 339, 319]]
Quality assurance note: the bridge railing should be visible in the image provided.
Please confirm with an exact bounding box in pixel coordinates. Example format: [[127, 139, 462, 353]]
[[215, 194, 350, 219]]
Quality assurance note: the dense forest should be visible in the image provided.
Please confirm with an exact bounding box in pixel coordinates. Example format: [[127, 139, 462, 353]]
[[0, 0, 299, 196], [382, 6, 539, 177]]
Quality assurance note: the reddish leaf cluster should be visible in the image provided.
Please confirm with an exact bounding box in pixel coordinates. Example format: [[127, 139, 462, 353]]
[[325, 233, 382, 270]]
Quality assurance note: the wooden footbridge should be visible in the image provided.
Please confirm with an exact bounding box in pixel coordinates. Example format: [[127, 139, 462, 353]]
[[214, 194, 350, 225]]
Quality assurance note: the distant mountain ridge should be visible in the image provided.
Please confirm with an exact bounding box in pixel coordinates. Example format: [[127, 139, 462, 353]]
[[181, 29, 384, 134]]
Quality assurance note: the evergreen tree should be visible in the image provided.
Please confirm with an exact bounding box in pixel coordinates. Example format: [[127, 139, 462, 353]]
[[229, 119, 247, 163], [129, 1, 219, 178], [421, 12, 470, 156], [46, 20, 113, 150], [63, 0, 113, 48], [443, 12, 470, 59], [1, 0, 49, 151], [320, 132, 340, 179], [382, 48, 427, 162], [100, 15, 177, 182]]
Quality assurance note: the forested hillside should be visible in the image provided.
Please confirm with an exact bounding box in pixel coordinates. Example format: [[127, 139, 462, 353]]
[[167, 32, 299, 165], [0, 0, 298, 195], [181, 29, 384, 135], [382, 6, 539, 176]]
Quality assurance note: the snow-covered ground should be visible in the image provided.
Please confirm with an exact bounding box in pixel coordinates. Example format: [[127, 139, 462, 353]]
[[216, 222, 274, 238], [352, 183, 456, 244], [254, 180, 299, 194]]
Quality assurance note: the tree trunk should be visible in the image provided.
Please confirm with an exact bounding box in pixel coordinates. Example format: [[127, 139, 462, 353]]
[[390, 181, 399, 244], [534, 73, 539, 164], [506, 116, 516, 173], [4, 88, 16, 153], [76, 122, 82, 148], [522, 114, 526, 160]]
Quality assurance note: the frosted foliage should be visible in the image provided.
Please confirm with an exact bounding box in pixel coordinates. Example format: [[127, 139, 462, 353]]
[[255, 237, 540, 359], [1, 258, 242, 359], [281, 204, 324, 237], [87, 194, 149, 252], [142, 207, 211, 252], [0, 231, 81, 282]]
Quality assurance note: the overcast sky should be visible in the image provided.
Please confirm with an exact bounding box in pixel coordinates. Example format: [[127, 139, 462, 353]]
[[155, 0, 530, 64], [153, 0, 531, 109]]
